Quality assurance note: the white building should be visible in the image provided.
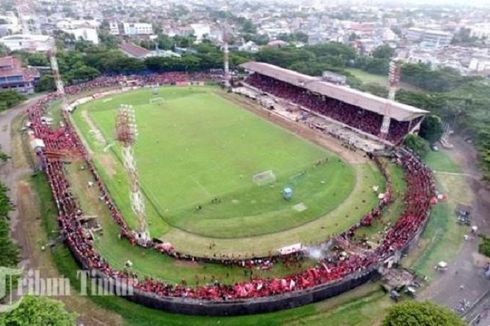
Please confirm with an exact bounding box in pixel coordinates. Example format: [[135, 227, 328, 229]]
[[406, 27, 452, 48], [469, 23, 490, 39], [0, 34, 54, 52], [422, 30, 452, 48], [190, 23, 211, 43], [469, 56, 490, 74], [238, 41, 260, 53], [122, 23, 153, 36], [56, 20, 99, 44]]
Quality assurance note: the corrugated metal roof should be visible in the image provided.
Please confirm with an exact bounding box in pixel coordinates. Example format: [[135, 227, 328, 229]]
[[119, 42, 150, 59], [240, 61, 428, 121]]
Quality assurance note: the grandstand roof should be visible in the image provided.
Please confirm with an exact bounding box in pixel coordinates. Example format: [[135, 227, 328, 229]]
[[240, 62, 428, 121]]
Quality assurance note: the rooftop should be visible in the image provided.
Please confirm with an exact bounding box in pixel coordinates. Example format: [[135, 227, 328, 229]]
[[119, 42, 150, 59], [240, 61, 428, 121]]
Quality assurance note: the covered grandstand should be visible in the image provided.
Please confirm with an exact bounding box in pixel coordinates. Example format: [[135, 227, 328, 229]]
[[239, 61, 428, 145]]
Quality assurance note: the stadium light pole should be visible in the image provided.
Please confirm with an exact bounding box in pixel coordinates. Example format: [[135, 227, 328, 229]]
[[115, 104, 150, 245]]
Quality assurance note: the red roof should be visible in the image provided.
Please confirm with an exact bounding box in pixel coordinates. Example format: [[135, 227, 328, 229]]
[[0, 56, 24, 78], [119, 42, 150, 58], [0, 56, 39, 81]]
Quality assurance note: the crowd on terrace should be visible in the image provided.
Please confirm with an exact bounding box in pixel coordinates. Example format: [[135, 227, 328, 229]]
[[25, 72, 436, 302], [245, 73, 417, 144]]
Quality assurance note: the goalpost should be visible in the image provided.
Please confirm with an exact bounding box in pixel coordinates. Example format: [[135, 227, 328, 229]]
[[252, 170, 276, 186], [149, 97, 164, 105]]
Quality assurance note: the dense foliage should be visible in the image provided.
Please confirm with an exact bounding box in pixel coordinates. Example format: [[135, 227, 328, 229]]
[[404, 134, 430, 158], [0, 296, 77, 326], [0, 181, 18, 273], [479, 235, 490, 258], [0, 91, 26, 112], [419, 115, 444, 144], [383, 301, 465, 326], [401, 63, 479, 92]]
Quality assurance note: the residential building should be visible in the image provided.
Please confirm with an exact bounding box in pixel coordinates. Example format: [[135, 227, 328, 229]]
[[469, 23, 490, 39], [57, 20, 100, 44], [122, 23, 153, 36], [119, 42, 150, 59], [422, 30, 452, 48], [0, 56, 39, 94], [119, 42, 180, 59]]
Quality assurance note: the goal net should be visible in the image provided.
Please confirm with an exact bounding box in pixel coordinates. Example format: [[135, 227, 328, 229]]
[[149, 97, 164, 105], [252, 170, 276, 186]]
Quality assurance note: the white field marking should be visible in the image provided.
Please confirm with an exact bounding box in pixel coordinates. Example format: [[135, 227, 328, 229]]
[[102, 98, 113, 103], [433, 171, 479, 179], [103, 143, 114, 152], [292, 202, 307, 212], [81, 110, 106, 146], [190, 176, 212, 197]]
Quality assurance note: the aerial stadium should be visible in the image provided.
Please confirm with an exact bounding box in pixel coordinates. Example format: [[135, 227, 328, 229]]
[[24, 58, 437, 315]]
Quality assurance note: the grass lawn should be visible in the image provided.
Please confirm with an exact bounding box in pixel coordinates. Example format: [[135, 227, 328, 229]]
[[345, 68, 422, 92], [72, 86, 357, 239], [404, 150, 470, 278], [346, 68, 389, 86], [354, 160, 406, 242]]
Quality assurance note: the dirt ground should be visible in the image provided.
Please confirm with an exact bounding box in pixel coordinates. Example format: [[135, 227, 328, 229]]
[[419, 136, 490, 325], [0, 100, 123, 325]]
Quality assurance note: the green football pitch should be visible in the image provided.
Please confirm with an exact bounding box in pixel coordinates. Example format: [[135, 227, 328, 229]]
[[72, 86, 364, 240]]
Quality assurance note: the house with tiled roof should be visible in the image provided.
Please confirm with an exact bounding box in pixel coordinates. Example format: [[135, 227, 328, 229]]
[[0, 56, 39, 94]]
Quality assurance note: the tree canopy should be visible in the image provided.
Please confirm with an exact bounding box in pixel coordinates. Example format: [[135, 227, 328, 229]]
[[372, 44, 395, 59], [383, 301, 465, 326], [0, 296, 77, 326], [419, 115, 444, 144], [404, 134, 430, 158], [0, 91, 26, 112]]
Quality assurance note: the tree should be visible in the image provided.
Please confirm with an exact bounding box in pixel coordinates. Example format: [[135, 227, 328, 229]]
[[348, 32, 360, 41], [0, 43, 9, 56], [358, 82, 389, 98], [240, 20, 257, 34], [479, 235, 490, 257], [404, 134, 430, 158], [0, 296, 77, 326], [0, 91, 26, 112], [64, 65, 100, 84], [372, 44, 395, 59], [26, 53, 49, 66], [383, 301, 465, 326], [419, 115, 444, 144], [35, 75, 56, 92], [355, 56, 390, 75]]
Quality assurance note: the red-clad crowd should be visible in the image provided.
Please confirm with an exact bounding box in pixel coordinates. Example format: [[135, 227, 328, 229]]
[[25, 72, 436, 301], [245, 73, 417, 144]]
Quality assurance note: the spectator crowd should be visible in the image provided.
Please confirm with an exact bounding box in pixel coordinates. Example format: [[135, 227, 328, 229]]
[[245, 73, 417, 144]]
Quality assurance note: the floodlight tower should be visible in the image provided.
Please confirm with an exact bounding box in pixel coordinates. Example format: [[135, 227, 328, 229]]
[[388, 59, 402, 101], [222, 23, 232, 88], [115, 105, 150, 244], [48, 49, 68, 111], [380, 59, 402, 139]]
